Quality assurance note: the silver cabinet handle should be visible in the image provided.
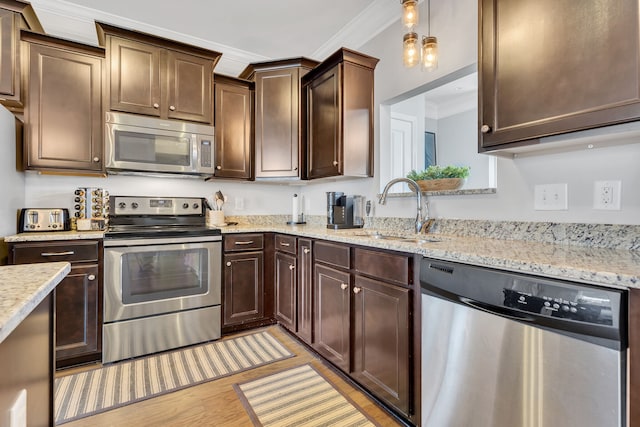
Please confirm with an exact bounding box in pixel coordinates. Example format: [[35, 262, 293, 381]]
[[303, 248, 310, 254], [353, 286, 362, 294], [153, 103, 159, 109], [216, 166, 222, 170], [169, 105, 176, 111], [289, 264, 295, 270], [92, 157, 100, 162], [226, 261, 232, 267], [234, 241, 254, 245], [481, 124, 491, 133], [332, 160, 338, 166], [87, 274, 95, 281], [41, 251, 74, 256], [280, 242, 291, 247], [340, 283, 348, 290]]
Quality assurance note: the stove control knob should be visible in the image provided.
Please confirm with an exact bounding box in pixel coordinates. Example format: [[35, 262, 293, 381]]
[[193, 203, 199, 210], [118, 202, 126, 209], [183, 203, 189, 209], [131, 202, 139, 209]]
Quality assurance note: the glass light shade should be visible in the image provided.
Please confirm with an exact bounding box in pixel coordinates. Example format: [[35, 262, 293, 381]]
[[403, 32, 419, 68], [421, 36, 438, 71], [402, 0, 419, 29]]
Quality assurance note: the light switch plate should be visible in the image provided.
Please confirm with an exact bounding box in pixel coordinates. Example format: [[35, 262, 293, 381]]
[[534, 184, 568, 210]]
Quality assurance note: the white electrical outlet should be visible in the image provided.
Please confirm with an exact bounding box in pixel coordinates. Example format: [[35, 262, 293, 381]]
[[594, 180, 622, 210], [534, 183, 568, 210], [234, 196, 244, 211]]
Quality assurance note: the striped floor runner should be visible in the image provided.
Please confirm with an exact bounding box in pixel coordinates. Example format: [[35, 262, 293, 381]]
[[235, 364, 378, 427], [55, 331, 294, 425]]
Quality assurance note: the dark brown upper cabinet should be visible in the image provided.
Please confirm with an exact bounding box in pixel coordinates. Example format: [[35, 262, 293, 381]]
[[239, 58, 319, 179], [213, 74, 253, 180], [21, 31, 105, 174], [302, 48, 378, 180], [96, 22, 221, 125], [0, 0, 42, 113], [480, 0, 640, 152]]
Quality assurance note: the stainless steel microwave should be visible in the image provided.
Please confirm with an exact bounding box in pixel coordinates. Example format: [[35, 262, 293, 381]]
[[105, 111, 215, 178]]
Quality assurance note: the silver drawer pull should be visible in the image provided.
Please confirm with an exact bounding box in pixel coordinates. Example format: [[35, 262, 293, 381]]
[[87, 274, 96, 281], [226, 261, 232, 267], [303, 248, 310, 254], [340, 283, 348, 290], [280, 242, 291, 247], [353, 286, 362, 294], [289, 264, 295, 270], [41, 251, 74, 256], [234, 241, 254, 245]]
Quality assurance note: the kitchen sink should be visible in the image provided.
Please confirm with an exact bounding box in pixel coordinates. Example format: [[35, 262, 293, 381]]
[[352, 231, 442, 244]]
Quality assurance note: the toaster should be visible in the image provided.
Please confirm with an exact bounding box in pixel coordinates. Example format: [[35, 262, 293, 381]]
[[19, 208, 70, 232]]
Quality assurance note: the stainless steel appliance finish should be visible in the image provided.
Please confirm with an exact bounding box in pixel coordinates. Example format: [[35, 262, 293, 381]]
[[326, 192, 364, 229], [18, 208, 70, 232], [105, 111, 215, 178], [103, 196, 222, 364], [420, 258, 626, 427]]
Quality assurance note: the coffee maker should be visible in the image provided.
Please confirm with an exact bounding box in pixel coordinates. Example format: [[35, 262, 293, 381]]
[[326, 192, 365, 229]]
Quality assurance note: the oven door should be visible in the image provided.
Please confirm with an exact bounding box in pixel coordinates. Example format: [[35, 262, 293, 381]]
[[104, 236, 221, 323]]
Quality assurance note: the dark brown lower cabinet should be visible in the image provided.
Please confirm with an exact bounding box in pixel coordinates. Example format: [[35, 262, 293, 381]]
[[352, 275, 410, 416], [8, 240, 103, 369], [313, 263, 351, 372], [274, 250, 296, 330], [296, 238, 313, 344]]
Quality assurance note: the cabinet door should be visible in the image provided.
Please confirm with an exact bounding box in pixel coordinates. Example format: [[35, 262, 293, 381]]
[[25, 42, 103, 172], [55, 264, 101, 367], [275, 251, 296, 330], [255, 68, 301, 177], [223, 251, 264, 325], [305, 64, 342, 179], [480, 0, 640, 150], [214, 80, 253, 179], [296, 239, 313, 344], [0, 9, 16, 99], [109, 37, 161, 116], [167, 50, 213, 124], [313, 263, 350, 372], [352, 275, 410, 416]]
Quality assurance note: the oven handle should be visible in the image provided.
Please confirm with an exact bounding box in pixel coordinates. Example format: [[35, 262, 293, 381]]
[[104, 235, 222, 247]]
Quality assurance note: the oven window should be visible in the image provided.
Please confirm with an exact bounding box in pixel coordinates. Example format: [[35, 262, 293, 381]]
[[115, 130, 191, 166], [121, 247, 209, 303]]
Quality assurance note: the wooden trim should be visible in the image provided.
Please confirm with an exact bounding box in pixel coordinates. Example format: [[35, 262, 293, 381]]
[[238, 57, 320, 80], [302, 47, 379, 84], [630, 288, 639, 427], [213, 73, 254, 89], [0, 0, 43, 31], [20, 29, 105, 56]]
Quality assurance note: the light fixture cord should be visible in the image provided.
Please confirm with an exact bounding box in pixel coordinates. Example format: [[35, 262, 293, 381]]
[[427, 0, 431, 36]]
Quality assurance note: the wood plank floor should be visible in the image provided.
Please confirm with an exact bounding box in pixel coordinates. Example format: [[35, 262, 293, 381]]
[[57, 326, 404, 427]]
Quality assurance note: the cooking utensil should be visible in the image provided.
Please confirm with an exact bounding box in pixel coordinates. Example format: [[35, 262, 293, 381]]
[[214, 190, 225, 211]]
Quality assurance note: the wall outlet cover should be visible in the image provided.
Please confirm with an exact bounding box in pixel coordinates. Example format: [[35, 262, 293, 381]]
[[593, 180, 622, 210]]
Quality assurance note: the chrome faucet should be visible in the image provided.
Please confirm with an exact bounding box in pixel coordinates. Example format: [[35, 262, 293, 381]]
[[378, 177, 433, 234]]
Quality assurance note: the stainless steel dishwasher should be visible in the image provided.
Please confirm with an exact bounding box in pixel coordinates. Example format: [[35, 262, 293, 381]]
[[420, 257, 627, 427]]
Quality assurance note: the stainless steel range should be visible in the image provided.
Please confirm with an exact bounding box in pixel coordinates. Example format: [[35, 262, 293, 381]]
[[102, 196, 222, 364]]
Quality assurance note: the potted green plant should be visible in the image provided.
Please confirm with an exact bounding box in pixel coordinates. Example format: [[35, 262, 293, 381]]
[[406, 165, 470, 191]]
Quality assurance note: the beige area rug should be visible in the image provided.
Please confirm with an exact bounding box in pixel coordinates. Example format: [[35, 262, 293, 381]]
[[54, 330, 294, 425], [234, 364, 379, 427]]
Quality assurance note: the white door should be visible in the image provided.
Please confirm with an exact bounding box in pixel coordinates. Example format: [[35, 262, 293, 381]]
[[390, 113, 420, 192]]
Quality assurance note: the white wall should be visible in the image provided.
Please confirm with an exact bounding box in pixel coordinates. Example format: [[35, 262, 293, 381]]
[[0, 106, 25, 236]]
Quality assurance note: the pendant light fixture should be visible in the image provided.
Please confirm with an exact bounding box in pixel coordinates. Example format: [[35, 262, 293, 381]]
[[401, 0, 438, 71], [401, 0, 419, 29], [421, 0, 438, 71]]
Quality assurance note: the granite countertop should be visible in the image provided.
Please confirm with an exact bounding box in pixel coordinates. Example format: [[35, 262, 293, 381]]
[[0, 262, 71, 344], [5, 223, 639, 289]]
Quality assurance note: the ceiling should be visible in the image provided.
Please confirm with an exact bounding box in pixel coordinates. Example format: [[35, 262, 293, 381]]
[[29, 0, 401, 76]]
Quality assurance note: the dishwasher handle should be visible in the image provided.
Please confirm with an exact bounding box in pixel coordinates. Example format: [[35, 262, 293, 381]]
[[459, 296, 535, 323]]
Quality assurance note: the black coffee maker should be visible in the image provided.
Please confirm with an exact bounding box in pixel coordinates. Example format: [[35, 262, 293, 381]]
[[326, 192, 364, 229]]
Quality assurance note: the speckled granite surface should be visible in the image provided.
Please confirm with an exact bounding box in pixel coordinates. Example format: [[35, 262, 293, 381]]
[[4, 230, 104, 242], [4, 217, 639, 289], [0, 262, 70, 344]]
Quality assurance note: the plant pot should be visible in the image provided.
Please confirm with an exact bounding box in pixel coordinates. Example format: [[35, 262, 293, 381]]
[[414, 178, 465, 192]]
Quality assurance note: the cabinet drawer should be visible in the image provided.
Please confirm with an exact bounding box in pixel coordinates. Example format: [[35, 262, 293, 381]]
[[12, 241, 99, 264], [275, 234, 296, 254], [354, 248, 410, 285], [224, 234, 264, 252], [314, 240, 350, 269]]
